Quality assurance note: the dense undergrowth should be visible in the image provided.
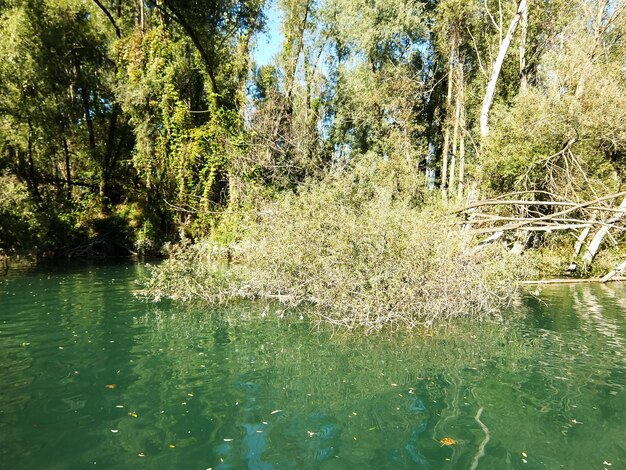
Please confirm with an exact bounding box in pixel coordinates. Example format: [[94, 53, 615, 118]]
[[143, 159, 529, 331]]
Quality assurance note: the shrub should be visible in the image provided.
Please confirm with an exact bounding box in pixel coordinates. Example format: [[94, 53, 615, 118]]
[[143, 159, 523, 331], [143, 241, 238, 304], [0, 176, 42, 253], [239, 181, 520, 331]]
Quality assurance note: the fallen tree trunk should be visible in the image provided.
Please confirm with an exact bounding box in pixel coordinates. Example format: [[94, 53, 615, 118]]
[[520, 276, 626, 285], [568, 212, 597, 271], [461, 191, 626, 234], [582, 195, 626, 264], [600, 261, 626, 283]]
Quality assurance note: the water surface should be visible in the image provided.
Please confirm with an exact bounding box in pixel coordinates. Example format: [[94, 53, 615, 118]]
[[1, 262, 625, 468]]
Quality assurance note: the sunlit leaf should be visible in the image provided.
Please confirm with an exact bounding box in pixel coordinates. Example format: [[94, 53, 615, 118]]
[[439, 437, 457, 446]]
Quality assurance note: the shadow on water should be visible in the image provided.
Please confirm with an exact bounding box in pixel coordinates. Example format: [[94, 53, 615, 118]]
[[1, 263, 626, 468]]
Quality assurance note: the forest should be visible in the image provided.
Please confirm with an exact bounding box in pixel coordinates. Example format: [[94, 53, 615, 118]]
[[1, 0, 626, 328]]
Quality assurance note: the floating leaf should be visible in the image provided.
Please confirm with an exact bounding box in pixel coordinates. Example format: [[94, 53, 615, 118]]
[[129, 411, 138, 418], [105, 384, 117, 389], [138, 452, 145, 457], [169, 444, 176, 448], [439, 437, 457, 446]]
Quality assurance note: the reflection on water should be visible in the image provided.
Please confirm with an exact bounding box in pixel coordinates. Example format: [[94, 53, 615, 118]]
[[1, 263, 625, 468]]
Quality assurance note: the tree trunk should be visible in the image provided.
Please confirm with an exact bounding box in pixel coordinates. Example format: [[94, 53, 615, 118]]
[[449, 57, 464, 198], [74, 57, 97, 163], [519, 2, 528, 92], [567, 211, 597, 270], [235, 5, 263, 111], [448, 74, 462, 197], [63, 136, 72, 199], [274, 0, 311, 145], [441, 34, 456, 196], [27, 118, 42, 203], [101, 105, 119, 201], [480, 0, 528, 138], [158, 0, 221, 109], [601, 261, 626, 283], [582, 196, 626, 265], [457, 101, 466, 200], [138, 0, 145, 32]]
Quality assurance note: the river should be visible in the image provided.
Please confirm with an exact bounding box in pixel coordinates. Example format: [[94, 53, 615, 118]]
[[1, 261, 625, 468]]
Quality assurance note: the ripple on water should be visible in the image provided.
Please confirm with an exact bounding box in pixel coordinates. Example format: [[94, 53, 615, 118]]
[[2, 264, 626, 469]]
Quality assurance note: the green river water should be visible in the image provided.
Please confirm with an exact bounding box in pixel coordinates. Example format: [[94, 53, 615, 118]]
[[1, 261, 625, 469]]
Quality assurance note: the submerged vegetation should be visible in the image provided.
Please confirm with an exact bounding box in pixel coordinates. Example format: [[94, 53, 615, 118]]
[[2, 0, 626, 327]]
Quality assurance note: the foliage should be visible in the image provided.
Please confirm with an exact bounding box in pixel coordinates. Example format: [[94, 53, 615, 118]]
[[144, 158, 526, 331], [0, 176, 42, 252], [142, 240, 239, 303], [1, 0, 626, 278], [242, 179, 521, 331]]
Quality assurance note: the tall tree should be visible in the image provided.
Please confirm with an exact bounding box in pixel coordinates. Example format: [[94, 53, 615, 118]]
[[480, 0, 528, 138]]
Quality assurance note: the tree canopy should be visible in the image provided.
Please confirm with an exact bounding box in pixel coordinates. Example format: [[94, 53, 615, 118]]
[[1, 0, 626, 271]]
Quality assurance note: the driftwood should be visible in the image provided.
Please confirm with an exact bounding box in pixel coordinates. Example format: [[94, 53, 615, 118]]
[[462, 191, 626, 235], [582, 196, 626, 264], [461, 191, 626, 263], [520, 276, 626, 285], [600, 261, 626, 283]]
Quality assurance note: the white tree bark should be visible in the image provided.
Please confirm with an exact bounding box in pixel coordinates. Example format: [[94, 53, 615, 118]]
[[582, 196, 626, 265], [480, 0, 528, 138], [519, 3, 528, 92], [601, 261, 626, 283]]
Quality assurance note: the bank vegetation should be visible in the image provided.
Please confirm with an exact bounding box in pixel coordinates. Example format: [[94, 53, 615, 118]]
[[2, 0, 626, 327]]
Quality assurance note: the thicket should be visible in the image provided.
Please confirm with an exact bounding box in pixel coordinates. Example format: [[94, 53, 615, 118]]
[[0, 176, 43, 252], [3, 0, 626, 329], [143, 157, 526, 331]]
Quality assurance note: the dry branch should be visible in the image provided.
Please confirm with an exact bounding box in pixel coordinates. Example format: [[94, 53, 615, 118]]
[[460, 191, 626, 236]]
